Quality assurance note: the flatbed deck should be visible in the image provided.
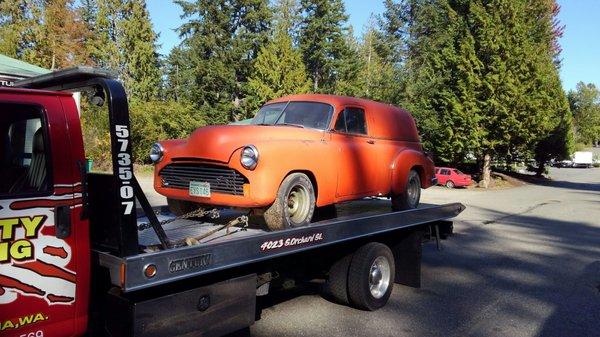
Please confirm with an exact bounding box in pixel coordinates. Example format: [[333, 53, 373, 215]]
[[98, 202, 464, 292]]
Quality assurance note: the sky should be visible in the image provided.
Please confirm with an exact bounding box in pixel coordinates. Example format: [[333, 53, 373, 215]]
[[147, 0, 599, 91]]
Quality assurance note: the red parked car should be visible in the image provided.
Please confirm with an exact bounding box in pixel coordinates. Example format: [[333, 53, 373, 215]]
[[435, 167, 472, 188]]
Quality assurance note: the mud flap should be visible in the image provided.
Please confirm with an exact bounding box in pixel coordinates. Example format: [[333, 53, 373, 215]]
[[391, 230, 423, 288]]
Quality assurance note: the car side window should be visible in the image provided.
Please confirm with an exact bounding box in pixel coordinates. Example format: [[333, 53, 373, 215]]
[[441, 169, 450, 175], [0, 104, 51, 197], [334, 107, 367, 135]]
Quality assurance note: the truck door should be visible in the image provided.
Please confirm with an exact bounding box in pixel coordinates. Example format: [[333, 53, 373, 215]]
[[0, 95, 88, 337]]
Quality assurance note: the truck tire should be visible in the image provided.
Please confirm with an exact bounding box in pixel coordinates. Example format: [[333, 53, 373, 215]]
[[347, 242, 395, 311], [322, 253, 352, 305], [391, 169, 421, 211], [167, 198, 203, 216], [264, 173, 316, 230]]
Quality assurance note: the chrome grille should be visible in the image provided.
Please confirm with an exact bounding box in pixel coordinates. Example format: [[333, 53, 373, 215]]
[[159, 164, 247, 196]]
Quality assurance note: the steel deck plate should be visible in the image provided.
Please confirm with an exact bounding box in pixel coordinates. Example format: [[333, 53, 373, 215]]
[[97, 202, 464, 292]]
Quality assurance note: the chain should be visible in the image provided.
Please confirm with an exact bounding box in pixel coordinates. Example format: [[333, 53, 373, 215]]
[[137, 207, 221, 231]]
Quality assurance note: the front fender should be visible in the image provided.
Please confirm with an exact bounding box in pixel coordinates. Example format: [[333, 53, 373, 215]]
[[231, 139, 338, 207], [390, 149, 435, 194]]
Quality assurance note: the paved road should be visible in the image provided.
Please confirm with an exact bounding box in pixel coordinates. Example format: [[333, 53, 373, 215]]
[[245, 167, 600, 337]]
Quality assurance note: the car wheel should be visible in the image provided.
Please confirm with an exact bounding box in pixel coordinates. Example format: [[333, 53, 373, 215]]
[[445, 180, 455, 188], [264, 173, 316, 230], [167, 198, 204, 216], [391, 169, 421, 211], [347, 242, 395, 311]]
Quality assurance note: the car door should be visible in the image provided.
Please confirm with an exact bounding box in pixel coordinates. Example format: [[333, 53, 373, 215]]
[[330, 106, 379, 199], [0, 95, 87, 337], [436, 169, 446, 184]]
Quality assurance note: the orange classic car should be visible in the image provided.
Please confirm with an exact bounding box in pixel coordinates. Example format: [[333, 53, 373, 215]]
[[151, 94, 437, 230]]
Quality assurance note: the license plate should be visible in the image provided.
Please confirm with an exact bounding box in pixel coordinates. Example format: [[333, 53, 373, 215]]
[[189, 181, 211, 197]]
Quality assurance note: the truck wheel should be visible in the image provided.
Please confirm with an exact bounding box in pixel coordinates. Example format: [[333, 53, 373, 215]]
[[167, 198, 203, 216], [264, 173, 316, 230], [322, 253, 352, 305], [347, 242, 395, 311], [445, 180, 455, 188], [391, 170, 421, 211]]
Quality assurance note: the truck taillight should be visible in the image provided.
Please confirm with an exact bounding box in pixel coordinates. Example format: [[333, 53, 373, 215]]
[[120, 263, 126, 287]]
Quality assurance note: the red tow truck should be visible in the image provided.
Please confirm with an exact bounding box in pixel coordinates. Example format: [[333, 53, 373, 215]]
[[0, 68, 463, 337]]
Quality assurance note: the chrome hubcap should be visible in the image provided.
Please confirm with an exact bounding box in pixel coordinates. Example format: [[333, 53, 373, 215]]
[[407, 176, 420, 207], [287, 185, 310, 224], [369, 256, 391, 299]]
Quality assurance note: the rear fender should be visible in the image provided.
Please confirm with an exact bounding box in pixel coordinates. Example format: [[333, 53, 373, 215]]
[[391, 149, 434, 194]]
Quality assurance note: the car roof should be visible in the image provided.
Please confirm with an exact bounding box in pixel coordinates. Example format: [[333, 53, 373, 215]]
[[267, 94, 396, 111]]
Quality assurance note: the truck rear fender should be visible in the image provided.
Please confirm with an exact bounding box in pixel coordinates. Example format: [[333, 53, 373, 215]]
[[390, 149, 433, 194]]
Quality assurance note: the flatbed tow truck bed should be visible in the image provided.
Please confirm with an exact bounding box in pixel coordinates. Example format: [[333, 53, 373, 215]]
[[99, 201, 464, 292]]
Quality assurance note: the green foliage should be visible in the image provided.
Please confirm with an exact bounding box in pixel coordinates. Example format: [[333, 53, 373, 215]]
[[80, 101, 112, 171], [299, 0, 349, 92], [405, 0, 483, 163], [0, 0, 580, 174], [173, 0, 271, 124], [129, 99, 206, 163], [405, 0, 569, 172], [0, 0, 44, 60], [568, 82, 600, 145], [120, 0, 161, 100], [246, 30, 311, 115]]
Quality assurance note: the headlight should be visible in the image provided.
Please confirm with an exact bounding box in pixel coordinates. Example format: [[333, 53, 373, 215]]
[[240, 145, 259, 170], [149, 143, 164, 164]]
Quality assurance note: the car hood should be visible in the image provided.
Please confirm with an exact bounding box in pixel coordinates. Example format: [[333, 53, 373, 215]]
[[164, 125, 326, 163]]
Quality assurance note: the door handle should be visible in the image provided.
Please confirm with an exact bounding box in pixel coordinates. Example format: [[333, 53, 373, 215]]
[[55, 205, 71, 239], [367, 139, 375, 144]]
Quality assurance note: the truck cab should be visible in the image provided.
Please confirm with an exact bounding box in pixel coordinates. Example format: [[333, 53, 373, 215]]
[[0, 88, 89, 335]]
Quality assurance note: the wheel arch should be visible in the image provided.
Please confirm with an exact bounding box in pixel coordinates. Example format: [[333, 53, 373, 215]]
[[390, 149, 433, 194]]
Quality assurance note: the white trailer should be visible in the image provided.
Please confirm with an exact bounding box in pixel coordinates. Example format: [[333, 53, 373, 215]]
[[573, 151, 593, 168]]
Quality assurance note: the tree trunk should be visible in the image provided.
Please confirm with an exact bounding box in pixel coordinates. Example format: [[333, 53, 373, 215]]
[[480, 153, 491, 188], [535, 161, 545, 177]]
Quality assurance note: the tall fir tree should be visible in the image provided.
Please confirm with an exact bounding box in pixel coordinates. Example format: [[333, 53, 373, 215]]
[[273, 0, 302, 42], [299, 0, 349, 92], [246, 29, 311, 115], [173, 0, 271, 124], [39, 0, 90, 69], [0, 0, 44, 60], [120, 0, 161, 100], [405, 0, 483, 164]]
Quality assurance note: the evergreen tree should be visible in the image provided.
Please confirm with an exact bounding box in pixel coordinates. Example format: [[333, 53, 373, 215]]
[[120, 0, 161, 100], [405, 0, 483, 164], [0, 0, 43, 60], [39, 0, 90, 69], [174, 0, 271, 124], [299, 0, 349, 92], [246, 29, 311, 115], [333, 26, 365, 97], [273, 0, 302, 42], [374, 0, 408, 66], [568, 82, 600, 145]]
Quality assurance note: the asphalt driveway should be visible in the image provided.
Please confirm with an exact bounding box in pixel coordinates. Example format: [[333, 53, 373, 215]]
[[247, 167, 600, 337]]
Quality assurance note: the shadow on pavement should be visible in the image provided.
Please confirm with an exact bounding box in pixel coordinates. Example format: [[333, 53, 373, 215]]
[[419, 205, 600, 337]]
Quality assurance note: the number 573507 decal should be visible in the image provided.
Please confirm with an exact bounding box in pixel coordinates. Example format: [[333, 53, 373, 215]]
[[115, 125, 134, 215]]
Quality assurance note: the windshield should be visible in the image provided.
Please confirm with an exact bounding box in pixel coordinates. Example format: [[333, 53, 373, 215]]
[[252, 101, 333, 130]]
